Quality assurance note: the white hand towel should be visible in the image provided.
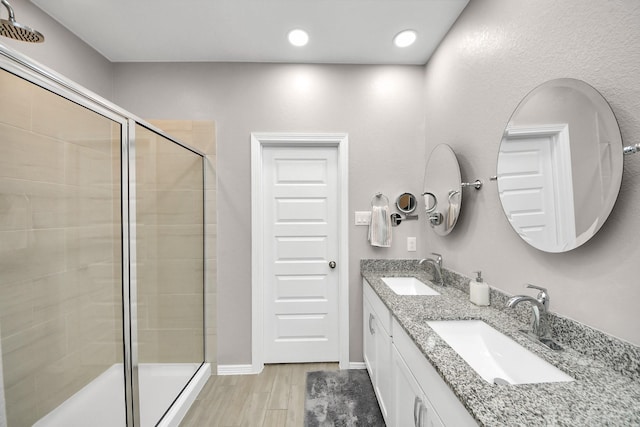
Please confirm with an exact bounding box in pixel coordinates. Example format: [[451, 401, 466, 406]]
[[368, 205, 392, 247], [447, 192, 460, 229], [423, 192, 435, 213], [447, 201, 458, 229]]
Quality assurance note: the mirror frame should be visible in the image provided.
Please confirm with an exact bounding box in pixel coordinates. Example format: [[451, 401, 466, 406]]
[[396, 192, 417, 214]]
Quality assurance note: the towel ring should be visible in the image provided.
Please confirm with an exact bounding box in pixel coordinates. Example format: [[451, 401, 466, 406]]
[[371, 192, 389, 207], [422, 192, 437, 213]]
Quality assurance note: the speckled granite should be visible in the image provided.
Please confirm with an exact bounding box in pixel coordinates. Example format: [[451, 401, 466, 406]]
[[361, 259, 640, 426]]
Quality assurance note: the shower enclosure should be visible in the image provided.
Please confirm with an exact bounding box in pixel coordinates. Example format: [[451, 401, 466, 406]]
[[0, 45, 209, 426]]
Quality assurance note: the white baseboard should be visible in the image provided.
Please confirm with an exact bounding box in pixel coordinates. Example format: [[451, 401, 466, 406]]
[[217, 364, 256, 375], [348, 362, 366, 370]]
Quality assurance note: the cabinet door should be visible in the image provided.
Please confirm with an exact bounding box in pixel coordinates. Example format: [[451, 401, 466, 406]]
[[363, 294, 391, 423], [363, 295, 376, 376], [421, 394, 445, 427], [392, 346, 444, 427], [392, 345, 424, 427], [376, 322, 392, 421]]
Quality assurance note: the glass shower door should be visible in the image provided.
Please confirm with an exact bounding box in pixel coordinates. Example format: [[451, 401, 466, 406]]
[[134, 124, 204, 426], [0, 50, 208, 427], [0, 68, 126, 426]]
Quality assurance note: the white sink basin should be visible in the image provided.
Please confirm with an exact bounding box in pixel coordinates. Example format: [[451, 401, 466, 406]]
[[426, 320, 573, 385], [381, 277, 440, 296]]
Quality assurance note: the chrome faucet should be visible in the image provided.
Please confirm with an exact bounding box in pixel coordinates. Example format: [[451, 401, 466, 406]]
[[419, 253, 444, 286], [507, 284, 563, 350]]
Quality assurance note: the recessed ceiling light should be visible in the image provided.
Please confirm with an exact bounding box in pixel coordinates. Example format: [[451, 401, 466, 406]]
[[288, 29, 309, 47], [393, 30, 417, 48]]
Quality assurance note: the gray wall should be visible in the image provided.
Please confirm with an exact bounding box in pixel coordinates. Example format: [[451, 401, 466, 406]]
[[112, 0, 640, 362], [420, 0, 640, 345], [5, 0, 640, 365], [2, 0, 113, 98], [113, 63, 427, 364]]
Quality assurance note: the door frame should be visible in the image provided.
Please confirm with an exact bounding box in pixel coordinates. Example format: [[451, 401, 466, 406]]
[[251, 132, 349, 373]]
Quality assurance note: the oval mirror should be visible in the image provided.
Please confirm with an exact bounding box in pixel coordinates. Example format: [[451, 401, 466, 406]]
[[496, 78, 623, 253], [396, 192, 417, 214], [424, 144, 462, 236]]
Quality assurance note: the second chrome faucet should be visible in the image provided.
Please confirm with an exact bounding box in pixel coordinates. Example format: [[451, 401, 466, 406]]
[[419, 253, 444, 287]]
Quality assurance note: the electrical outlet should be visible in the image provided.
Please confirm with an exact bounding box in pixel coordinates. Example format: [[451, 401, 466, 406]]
[[355, 211, 371, 226], [407, 237, 417, 252]]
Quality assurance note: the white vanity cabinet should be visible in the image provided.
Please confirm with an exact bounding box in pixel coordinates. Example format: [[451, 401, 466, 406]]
[[363, 280, 478, 427], [363, 281, 393, 423]]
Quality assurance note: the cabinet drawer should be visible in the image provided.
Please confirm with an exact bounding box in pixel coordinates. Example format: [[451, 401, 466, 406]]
[[363, 279, 392, 336], [393, 318, 477, 427]]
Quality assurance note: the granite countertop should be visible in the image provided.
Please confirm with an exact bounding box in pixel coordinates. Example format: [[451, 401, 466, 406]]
[[361, 260, 640, 426]]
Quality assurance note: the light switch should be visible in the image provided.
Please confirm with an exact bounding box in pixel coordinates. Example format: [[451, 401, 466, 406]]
[[407, 237, 417, 252], [355, 211, 371, 226]]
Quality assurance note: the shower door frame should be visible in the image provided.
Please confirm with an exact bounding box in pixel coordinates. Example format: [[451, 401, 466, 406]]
[[128, 120, 209, 427], [0, 43, 207, 427]]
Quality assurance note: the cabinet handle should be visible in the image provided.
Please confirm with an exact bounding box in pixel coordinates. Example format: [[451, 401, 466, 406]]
[[368, 313, 375, 335], [413, 396, 421, 427], [420, 404, 427, 427]]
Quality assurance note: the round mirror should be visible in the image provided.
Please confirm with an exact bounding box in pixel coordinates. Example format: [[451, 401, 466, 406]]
[[424, 144, 462, 236], [396, 193, 417, 214], [496, 78, 623, 253]]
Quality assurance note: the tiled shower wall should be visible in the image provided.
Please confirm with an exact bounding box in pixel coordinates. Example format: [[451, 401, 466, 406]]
[[0, 70, 122, 425], [0, 68, 215, 426], [134, 124, 204, 364], [147, 120, 217, 370]]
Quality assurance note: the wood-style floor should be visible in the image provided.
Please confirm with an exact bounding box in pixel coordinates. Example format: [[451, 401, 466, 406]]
[[180, 363, 339, 427]]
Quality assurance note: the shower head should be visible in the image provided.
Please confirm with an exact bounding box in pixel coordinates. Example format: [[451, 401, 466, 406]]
[[0, 0, 44, 43]]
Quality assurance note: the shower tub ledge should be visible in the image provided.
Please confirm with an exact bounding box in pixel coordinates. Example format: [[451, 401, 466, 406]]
[[34, 362, 210, 427]]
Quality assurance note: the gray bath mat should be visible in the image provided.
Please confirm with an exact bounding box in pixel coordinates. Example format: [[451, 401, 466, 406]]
[[304, 370, 385, 426]]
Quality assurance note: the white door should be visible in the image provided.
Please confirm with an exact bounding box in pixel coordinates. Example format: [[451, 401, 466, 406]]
[[262, 145, 340, 363], [497, 125, 575, 250]]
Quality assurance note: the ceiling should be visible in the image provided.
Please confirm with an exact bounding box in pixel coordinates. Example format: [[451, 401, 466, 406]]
[[31, 0, 469, 64]]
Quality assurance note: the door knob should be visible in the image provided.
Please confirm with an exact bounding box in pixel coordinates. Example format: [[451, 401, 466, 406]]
[[329, 261, 336, 269]]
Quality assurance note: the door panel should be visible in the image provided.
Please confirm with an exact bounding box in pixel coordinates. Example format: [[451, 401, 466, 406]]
[[275, 236, 328, 259], [275, 276, 328, 300], [276, 198, 328, 222], [498, 127, 576, 251], [498, 135, 558, 246], [263, 146, 339, 363]]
